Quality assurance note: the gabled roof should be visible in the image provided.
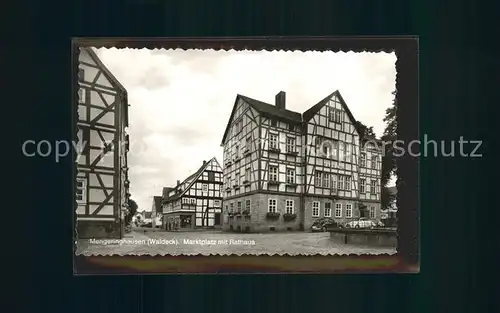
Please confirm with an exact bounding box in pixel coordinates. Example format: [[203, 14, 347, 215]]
[[162, 187, 174, 199], [220, 94, 302, 146], [163, 157, 219, 202], [303, 90, 363, 136], [220, 90, 377, 146], [152, 196, 162, 210], [82, 47, 129, 127]]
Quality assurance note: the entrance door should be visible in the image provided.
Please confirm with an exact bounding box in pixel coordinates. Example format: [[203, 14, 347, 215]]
[[180, 215, 192, 228], [214, 213, 221, 226]]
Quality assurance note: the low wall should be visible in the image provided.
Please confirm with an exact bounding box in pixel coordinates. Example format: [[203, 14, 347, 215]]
[[329, 228, 397, 248]]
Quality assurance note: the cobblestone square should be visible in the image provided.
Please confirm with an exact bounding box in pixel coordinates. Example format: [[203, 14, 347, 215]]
[[76, 230, 396, 256]]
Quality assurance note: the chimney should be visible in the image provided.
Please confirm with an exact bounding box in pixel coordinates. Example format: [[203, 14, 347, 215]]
[[177, 180, 180, 186], [203, 160, 207, 166], [275, 91, 286, 110]]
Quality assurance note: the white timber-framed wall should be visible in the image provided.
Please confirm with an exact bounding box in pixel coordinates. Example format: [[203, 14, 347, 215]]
[[75, 47, 129, 239]]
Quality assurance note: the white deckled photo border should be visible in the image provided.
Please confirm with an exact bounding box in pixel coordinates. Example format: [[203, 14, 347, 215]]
[[72, 38, 414, 259]]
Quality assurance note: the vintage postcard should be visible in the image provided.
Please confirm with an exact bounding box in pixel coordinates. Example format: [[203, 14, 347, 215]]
[[73, 38, 415, 263]]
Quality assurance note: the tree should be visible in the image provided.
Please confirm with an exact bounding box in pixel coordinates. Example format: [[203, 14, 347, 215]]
[[355, 121, 376, 139], [381, 91, 397, 187], [381, 91, 397, 210], [381, 186, 396, 212], [125, 198, 138, 226]]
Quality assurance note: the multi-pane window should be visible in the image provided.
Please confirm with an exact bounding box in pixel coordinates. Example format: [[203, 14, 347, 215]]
[[286, 168, 295, 184], [369, 206, 376, 219], [346, 204, 352, 218], [335, 203, 342, 218], [76, 178, 85, 202], [345, 143, 351, 162], [335, 109, 342, 123], [371, 155, 378, 169], [331, 174, 337, 189], [370, 180, 376, 194], [235, 143, 240, 158], [245, 199, 251, 211], [328, 107, 335, 122], [269, 166, 278, 181], [323, 172, 330, 188], [229, 203, 234, 212], [312, 202, 320, 217], [190, 198, 196, 205], [315, 171, 322, 186], [324, 202, 332, 217], [202, 184, 208, 192], [345, 176, 351, 191], [286, 137, 296, 153], [246, 136, 252, 151], [268, 199, 277, 213], [337, 175, 345, 190], [322, 141, 331, 158], [332, 140, 339, 160], [237, 201, 242, 213], [235, 119, 243, 134], [329, 107, 342, 123], [360, 153, 366, 167], [339, 142, 345, 161], [214, 200, 221, 207], [269, 133, 278, 149], [285, 200, 294, 214], [245, 168, 251, 182], [360, 178, 366, 193], [208, 172, 215, 181]]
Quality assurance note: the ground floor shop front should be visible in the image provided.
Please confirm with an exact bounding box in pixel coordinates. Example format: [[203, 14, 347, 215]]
[[163, 212, 222, 231]]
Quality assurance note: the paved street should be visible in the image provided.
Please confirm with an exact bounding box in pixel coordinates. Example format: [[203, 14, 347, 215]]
[[76, 230, 396, 256]]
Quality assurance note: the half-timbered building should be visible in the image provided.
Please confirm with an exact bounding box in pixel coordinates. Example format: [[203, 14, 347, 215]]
[[220, 90, 382, 232], [75, 47, 130, 239], [161, 158, 223, 230]]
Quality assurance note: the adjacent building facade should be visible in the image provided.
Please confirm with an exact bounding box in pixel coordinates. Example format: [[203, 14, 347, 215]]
[[75, 47, 130, 239], [220, 90, 382, 232], [151, 196, 163, 228], [161, 158, 223, 230]]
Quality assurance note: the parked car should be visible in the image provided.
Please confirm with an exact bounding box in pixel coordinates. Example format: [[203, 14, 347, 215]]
[[344, 219, 377, 229], [311, 217, 341, 232]]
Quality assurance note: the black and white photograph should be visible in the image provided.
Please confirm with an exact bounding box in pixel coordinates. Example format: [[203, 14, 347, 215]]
[[74, 45, 400, 256]]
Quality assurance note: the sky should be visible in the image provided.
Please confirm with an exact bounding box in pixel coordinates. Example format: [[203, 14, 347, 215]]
[[95, 48, 397, 211]]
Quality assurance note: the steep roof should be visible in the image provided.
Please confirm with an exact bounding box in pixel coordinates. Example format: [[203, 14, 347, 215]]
[[153, 196, 162, 210], [82, 47, 129, 127], [162, 157, 219, 202], [220, 94, 302, 146], [221, 90, 371, 146], [303, 90, 363, 137]]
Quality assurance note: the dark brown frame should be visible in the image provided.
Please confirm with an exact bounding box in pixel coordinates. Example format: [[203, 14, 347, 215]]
[[73, 36, 419, 274]]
